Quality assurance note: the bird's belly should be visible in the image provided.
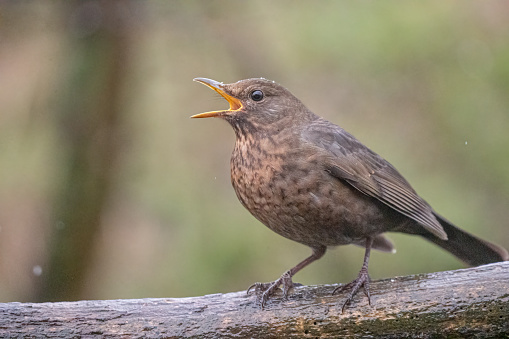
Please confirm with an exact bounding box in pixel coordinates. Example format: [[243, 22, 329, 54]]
[[232, 166, 397, 248]]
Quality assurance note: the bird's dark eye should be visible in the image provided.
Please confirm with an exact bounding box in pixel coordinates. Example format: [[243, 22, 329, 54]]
[[250, 90, 264, 102]]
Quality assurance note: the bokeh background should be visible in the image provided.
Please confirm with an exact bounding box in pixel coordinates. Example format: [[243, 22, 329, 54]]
[[1, 1, 508, 303]]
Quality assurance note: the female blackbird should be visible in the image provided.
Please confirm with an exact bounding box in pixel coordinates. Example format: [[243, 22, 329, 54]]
[[192, 77, 508, 310]]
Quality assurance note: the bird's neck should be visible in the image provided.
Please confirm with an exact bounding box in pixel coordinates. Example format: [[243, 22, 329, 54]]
[[231, 124, 300, 173], [231, 129, 268, 171], [228, 110, 317, 171]]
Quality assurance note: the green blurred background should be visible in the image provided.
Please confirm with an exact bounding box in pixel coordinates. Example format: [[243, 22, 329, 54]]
[[0, 1, 508, 302]]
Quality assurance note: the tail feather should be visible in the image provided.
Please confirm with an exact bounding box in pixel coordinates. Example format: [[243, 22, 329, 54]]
[[420, 213, 508, 266]]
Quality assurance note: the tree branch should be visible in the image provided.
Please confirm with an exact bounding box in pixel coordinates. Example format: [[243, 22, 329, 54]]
[[1, 262, 508, 338]]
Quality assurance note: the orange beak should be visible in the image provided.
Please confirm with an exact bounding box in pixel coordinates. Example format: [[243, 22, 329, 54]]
[[191, 78, 243, 118]]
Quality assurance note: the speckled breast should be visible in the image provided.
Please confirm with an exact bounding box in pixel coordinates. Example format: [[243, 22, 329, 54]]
[[229, 138, 395, 248]]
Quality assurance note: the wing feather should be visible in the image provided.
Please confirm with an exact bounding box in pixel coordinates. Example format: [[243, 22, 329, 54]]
[[303, 120, 447, 240]]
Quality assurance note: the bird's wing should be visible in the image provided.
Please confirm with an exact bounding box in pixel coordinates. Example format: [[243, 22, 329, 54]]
[[302, 120, 447, 240]]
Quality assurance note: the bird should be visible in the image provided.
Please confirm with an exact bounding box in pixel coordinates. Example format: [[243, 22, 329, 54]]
[[191, 77, 508, 311]]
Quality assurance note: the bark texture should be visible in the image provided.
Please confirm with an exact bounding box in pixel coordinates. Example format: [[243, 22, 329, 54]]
[[2, 262, 508, 338]]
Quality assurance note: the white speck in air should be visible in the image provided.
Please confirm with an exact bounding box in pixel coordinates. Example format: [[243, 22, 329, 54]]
[[33, 265, 43, 276], [56, 221, 65, 230]]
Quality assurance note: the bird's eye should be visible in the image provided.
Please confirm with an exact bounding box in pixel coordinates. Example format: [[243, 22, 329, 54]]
[[250, 90, 264, 102]]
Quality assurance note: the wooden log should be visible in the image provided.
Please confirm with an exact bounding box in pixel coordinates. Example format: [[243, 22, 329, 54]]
[[1, 262, 508, 338]]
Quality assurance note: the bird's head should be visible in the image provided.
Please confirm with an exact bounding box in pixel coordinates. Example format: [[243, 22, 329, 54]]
[[191, 77, 315, 135]]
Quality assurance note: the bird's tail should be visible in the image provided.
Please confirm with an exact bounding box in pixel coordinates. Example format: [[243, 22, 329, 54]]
[[419, 213, 508, 266]]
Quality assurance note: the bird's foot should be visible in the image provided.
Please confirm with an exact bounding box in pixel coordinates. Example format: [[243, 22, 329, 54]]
[[332, 267, 371, 313], [247, 270, 296, 308]]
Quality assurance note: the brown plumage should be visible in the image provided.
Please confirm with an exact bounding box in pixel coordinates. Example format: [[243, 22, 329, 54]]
[[192, 77, 508, 310]]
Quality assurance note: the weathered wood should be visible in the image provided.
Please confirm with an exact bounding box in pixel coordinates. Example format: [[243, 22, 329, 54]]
[[1, 262, 508, 338]]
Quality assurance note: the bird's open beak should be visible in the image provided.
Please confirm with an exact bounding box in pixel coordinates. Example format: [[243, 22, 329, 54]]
[[191, 78, 243, 118]]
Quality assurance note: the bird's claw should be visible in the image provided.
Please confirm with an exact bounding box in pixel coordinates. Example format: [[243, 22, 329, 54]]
[[332, 269, 371, 313], [247, 271, 295, 308]]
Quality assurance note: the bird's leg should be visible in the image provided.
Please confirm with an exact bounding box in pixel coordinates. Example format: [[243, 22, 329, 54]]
[[247, 245, 326, 308], [333, 237, 374, 313]]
